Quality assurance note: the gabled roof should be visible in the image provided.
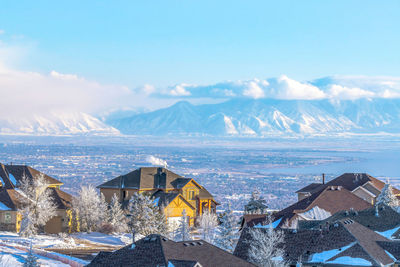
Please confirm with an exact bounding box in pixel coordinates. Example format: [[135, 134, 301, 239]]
[[234, 220, 398, 266], [295, 183, 326, 193], [0, 188, 72, 211], [4, 164, 63, 187], [98, 167, 184, 190], [0, 163, 15, 189], [298, 204, 400, 233], [272, 186, 372, 227], [88, 234, 254, 267], [151, 190, 195, 210], [295, 173, 400, 196]]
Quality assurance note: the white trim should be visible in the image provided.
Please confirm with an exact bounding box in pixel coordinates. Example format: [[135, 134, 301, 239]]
[[352, 185, 376, 197]]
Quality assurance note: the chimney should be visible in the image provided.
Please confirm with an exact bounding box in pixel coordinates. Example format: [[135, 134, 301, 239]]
[[322, 173, 325, 184]]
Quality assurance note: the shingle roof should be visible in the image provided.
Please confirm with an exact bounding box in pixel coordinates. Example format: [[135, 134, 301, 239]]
[[234, 220, 399, 266], [295, 183, 326, 193], [4, 165, 63, 186], [272, 186, 372, 227], [0, 163, 15, 189], [151, 190, 195, 210], [98, 167, 184, 190], [295, 173, 400, 196], [87, 234, 254, 267], [0, 189, 23, 210], [299, 204, 400, 234]]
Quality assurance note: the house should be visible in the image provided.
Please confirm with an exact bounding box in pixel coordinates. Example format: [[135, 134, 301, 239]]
[[97, 167, 218, 227], [296, 173, 400, 204], [298, 203, 400, 239], [246, 185, 372, 229], [87, 234, 254, 267], [234, 218, 400, 266], [0, 163, 73, 234]]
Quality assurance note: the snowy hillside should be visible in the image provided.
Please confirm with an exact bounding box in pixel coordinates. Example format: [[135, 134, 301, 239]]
[[107, 98, 400, 136], [0, 112, 120, 136]]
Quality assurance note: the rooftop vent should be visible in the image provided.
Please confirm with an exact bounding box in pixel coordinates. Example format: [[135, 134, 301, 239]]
[[196, 241, 203, 245], [343, 219, 354, 225], [190, 242, 196, 246], [162, 237, 168, 241], [183, 243, 189, 247], [150, 237, 157, 241], [144, 237, 150, 241]]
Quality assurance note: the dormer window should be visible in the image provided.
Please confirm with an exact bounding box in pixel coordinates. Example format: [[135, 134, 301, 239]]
[[188, 190, 196, 200]]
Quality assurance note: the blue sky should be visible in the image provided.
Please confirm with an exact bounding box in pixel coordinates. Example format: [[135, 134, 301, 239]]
[[1, 0, 399, 88]]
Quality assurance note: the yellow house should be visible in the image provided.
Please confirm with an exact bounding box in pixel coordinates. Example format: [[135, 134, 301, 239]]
[[98, 167, 218, 227], [0, 163, 73, 234]]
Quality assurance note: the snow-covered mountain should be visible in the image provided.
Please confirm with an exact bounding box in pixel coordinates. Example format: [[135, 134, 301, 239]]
[[0, 112, 119, 135], [107, 98, 400, 136]]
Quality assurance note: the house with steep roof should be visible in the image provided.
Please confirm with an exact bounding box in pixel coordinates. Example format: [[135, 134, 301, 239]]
[[0, 163, 73, 233], [247, 185, 372, 229], [296, 173, 400, 204], [97, 167, 218, 227], [235, 219, 400, 266], [88, 234, 254, 267]]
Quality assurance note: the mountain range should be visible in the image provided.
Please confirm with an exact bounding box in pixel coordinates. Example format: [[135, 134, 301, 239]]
[[106, 98, 400, 136]]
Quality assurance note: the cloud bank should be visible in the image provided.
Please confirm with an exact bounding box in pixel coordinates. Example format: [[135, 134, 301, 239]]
[[160, 75, 400, 101]]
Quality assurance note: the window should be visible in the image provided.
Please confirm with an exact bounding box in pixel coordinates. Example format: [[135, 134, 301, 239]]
[[188, 190, 196, 200], [4, 212, 11, 223], [123, 190, 127, 200]]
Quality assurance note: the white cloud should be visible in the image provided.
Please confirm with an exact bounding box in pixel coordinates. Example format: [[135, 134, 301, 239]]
[[169, 84, 191, 96], [0, 65, 132, 119], [267, 75, 326, 100], [327, 84, 375, 100], [146, 155, 168, 167], [243, 81, 265, 99]]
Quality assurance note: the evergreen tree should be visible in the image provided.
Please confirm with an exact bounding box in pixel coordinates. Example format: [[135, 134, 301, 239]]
[[376, 182, 399, 208], [23, 241, 39, 267], [108, 194, 128, 233], [175, 209, 191, 241], [18, 174, 57, 237], [127, 192, 167, 236], [215, 205, 238, 252], [245, 189, 268, 214]]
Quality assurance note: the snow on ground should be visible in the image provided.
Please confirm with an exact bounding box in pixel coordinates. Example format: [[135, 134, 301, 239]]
[[71, 232, 132, 246], [0, 245, 71, 266]]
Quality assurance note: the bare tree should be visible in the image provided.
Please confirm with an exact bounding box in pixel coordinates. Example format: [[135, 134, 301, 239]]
[[248, 224, 287, 266], [197, 210, 218, 243], [72, 185, 106, 232], [18, 174, 57, 237]]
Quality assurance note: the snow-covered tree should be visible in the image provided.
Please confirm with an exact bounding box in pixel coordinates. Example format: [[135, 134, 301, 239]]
[[126, 192, 167, 236], [72, 185, 106, 232], [23, 241, 39, 267], [108, 194, 128, 233], [376, 182, 399, 209], [248, 227, 287, 267], [245, 189, 268, 214], [175, 209, 191, 241], [18, 174, 57, 237], [215, 205, 238, 252], [197, 210, 218, 243]]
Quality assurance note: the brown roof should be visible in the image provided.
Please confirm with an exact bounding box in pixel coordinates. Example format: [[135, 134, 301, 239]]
[[295, 183, 326, 193], [234, 220, 399, 266], [98, 167, 184, 190], [4, 165, 63, 187], [49, 188, 73, 209], [240, 214, 270, 229], [0, 189, 23, 210], [295, 173, 400, 196], [0, 163, 15, 189], [272, 186, 372, 227], [151, 190, 195, 210], [88, 234, 254, 267], [299, 204, 400, 234]]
